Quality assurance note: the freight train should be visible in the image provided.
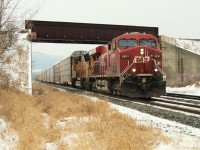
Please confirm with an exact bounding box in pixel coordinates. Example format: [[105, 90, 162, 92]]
[[35, 32, 166, 98]]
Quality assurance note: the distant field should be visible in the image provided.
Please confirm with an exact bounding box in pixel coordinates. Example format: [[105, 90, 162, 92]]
[[0, 82, 167, 150]]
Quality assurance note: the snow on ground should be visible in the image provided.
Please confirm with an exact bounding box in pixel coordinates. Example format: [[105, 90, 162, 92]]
[[0, 32, 32, 94], [84, 95, 200, 150], [57, 116, 99, 129], [1, 85, 200, 149], [167, 82, 200, 96], [56, 86, 200, 149], [0, 118, 18, 149], [110, 103, 200, 150], [44, 115, 97, 150], [61, 132, 94, 150], [46, 142, 57, 150], [176, 39, 200, 55]]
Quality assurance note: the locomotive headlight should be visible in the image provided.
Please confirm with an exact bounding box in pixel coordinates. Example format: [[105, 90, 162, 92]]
[[140, 48, 144, 55], [132, 68, 136, 72], [154, 68, 158, 72]]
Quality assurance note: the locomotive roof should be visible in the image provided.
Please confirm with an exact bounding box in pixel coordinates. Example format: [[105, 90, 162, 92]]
[[115, 33, 158, 41]]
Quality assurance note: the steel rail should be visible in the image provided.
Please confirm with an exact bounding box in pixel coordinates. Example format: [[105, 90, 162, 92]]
[[166, 93, 200, 100], [40, 82, 200, 116]]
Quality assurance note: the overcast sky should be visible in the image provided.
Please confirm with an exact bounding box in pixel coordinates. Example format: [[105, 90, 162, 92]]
[[20, 0, 200, 57]]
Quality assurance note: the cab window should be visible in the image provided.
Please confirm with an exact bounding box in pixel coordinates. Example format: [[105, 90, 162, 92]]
[[118, 39, 138, 47], [140, 39, 156, 47]]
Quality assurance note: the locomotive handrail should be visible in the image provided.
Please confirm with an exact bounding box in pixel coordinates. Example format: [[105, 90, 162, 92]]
[[119, 60, 135, 85], [152, 59, 166, 81]]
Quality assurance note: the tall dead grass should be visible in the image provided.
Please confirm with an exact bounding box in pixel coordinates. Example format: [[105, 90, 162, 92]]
[[0, 87, 44, 149], [0, 82, 166, 150], [0, 71, 10, 88]]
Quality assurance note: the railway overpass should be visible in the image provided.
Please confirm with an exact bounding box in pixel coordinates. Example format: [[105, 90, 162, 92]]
[[25, 20, 158, 44], [25, 20, 200, 87]]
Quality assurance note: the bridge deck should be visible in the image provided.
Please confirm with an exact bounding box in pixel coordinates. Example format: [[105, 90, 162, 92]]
[[25, 20, 159, 44]]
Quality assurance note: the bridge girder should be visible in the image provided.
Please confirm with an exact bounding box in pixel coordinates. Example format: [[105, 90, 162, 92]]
[[25, 20, 159, 44]]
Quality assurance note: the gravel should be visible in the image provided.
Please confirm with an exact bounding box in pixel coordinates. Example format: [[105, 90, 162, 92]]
[[46, 83, 200, 129], [102, 95, 200, 129]]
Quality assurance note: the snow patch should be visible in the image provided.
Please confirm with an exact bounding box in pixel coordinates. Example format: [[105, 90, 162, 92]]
[[41, 113, 50, 128], [156, 142, 175, 150], [80, 95, 100, 102], [167, 84, 200, 96], [109, 102, 200, 150], [62, 133, 79, 149], [0, 118, 7, 132], [0, 118, 18, 150], [57, 116, 99, 128], [110, 103, 200, 137], [0, 32, 32, 94], [62, 132, 94, 149], [45, 142, 58, 150], [176, 39, 200, 55]]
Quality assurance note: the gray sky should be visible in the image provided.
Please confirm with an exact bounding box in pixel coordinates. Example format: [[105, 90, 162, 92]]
[[20, 0, 200, 57]]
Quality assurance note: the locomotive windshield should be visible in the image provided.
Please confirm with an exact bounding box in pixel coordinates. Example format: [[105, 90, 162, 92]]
[[140, 39, 156, 47], [118, 39, 138, 47]]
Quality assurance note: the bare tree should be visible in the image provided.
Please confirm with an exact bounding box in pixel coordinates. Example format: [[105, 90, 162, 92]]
[[0, 0, 43, 87], [0, 0, 22, 29], [0, 0, 44, 52], [0, 0, 20, 65]]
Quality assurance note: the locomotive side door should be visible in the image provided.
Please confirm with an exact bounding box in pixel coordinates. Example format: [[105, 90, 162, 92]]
[[108, 39, 117, 76]]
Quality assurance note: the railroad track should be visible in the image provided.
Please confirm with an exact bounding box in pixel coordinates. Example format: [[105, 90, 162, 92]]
[[151, 97, 200, 115], [99, 93, 200, 116], [94, 91, 200, 112], [152, 97, 200, 108], [42, 82, 200, 116], [165, 93, 200, 100], [150, 93, 200, 116]]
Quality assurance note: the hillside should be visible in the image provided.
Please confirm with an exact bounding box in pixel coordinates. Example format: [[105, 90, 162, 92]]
[[32, 52, 64, 72]]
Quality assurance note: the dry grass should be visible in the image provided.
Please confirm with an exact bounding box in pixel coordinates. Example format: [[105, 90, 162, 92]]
[[0, 71, 10, 88], [0, 87, 45, 150], [0, 82, 166, 150]]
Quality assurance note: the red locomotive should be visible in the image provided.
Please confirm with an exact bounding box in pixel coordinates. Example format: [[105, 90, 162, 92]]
[[36, 32, 166, 98], [72, 32, 166, 98]]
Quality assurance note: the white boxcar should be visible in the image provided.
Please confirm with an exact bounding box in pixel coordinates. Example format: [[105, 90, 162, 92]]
[[60, 57, 71, 84], [44, 69, 47, 82], [50, 65, 54, 83], [59, 51, 87, 85], [46, 67, 50, 82], [54, 62, 61, 84], [37, 51, 86, 84], [42, 70, 45, 81]]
